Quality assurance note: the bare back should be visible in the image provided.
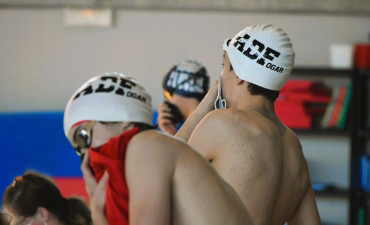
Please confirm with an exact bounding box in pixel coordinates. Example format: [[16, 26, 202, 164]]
[[188, 108, 321, 225], [126, 130, 253, 225]]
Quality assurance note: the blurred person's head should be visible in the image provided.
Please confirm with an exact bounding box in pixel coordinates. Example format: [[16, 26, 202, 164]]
[[162, 59, 209, 118], [2, 171, 91, 225]]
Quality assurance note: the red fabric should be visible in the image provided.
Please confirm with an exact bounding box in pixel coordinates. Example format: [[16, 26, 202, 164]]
[[89, 126, 140, 225], [275, 101, 306, 114], [53, 177, 89, 200], [279, 92, 331, 103], [279, 80, 331, 104], [275, 80, 333, 129], [278, 115, 312, 129]]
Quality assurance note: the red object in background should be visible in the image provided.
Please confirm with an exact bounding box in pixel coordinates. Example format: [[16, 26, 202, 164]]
[[276, 80, 332, 129], [275, 101, 306, 114], [354, 44, 370, 69], [279, 92, 331, 103], [280, 80, 331, 103], [281, 80, 315, 91], [278, 114, 312, 129], [276, 100, 313, 129], [53, 177, 89, 201]]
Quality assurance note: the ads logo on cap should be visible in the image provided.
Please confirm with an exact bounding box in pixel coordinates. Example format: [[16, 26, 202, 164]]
[[73, 76, 147, 103], [233, 33, 285, 74]]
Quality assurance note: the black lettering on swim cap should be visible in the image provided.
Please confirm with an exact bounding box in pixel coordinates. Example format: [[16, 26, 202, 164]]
[[256, 57, 265, 66], [265, 63, 285, 73], [73, 85, 94, 100], [257, 47, 280, 67], [264, 47, 281, 61], [126, 91, 146, 103], [127, 91, 135, 97], [244, 39, 265, 61], [96, 76, 117, 93], [116, 77, 136, 95], [119, 77, 136, 89], [115, 88, 125, 96], [233, 33, 250, 52]]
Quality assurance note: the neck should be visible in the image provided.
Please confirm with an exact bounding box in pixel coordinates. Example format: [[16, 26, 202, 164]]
[[229, 87, 275, 114], [44, 215, 60, 225]]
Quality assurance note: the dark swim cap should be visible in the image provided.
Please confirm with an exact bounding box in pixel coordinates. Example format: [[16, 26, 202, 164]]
[[162, 59, 209, 102]]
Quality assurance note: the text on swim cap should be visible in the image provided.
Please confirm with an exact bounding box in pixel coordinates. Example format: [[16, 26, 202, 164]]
[[167, 71, 205, 94], [233, 34, 284, 73], [73, 76, 146, 103]]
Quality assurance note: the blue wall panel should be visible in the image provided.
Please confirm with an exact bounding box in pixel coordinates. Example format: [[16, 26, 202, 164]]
[[0, 112, 82, 201]]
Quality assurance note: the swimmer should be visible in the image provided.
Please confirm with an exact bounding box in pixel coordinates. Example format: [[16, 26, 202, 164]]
[[156, 59, 209, 135], [63, 73, 254, 225], [176, 24, 322, 225]]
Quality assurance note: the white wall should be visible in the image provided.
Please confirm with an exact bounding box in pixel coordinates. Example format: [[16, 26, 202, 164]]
[[0, 9, 369, 112]]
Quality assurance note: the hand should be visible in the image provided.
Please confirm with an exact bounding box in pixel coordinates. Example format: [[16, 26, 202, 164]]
[[81, 152, 109, 225], [195, 80, 218, 116], [175, 80, 218, 141], [91, 171, 108, 212], [81, 152, 108, 211], [157, 102, 177, 135]]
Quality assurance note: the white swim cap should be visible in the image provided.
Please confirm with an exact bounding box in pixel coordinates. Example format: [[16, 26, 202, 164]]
[[63, 72, 153, 137], [223, 24, 295, 91]]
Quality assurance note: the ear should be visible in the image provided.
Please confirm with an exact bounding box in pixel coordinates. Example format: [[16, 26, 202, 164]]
[[235, 76, 244, 85], [121, 122, 133, 131], [37, 207, 50, 222]]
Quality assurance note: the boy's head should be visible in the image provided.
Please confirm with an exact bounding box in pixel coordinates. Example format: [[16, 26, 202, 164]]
[[223, 24, 295, 91], [63, 72, 153, 156]]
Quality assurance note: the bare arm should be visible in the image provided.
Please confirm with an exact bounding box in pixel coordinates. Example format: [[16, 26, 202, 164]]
[[175, 81, 218, 141], [288, 184, 322, 225], [126, 133, 174, 225]]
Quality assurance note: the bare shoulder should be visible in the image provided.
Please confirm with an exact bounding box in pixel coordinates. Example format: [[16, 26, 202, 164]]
[[130, 130, 168, 149], [126, 130, 179, 177], [131, 129, 167, 144], [189, 109, 240, 152], [284, 127, 303, 152], [128, 129, 189, 157], [198, 108, 280, 142], [194, 109, 251, 136], [189, 108, 282, 162]]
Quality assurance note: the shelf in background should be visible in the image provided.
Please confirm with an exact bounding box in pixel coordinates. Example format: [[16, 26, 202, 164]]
[[357, 69, 370, 76], [294, 129, 349, 137], [358, 129, 370, 138], [350, 189, 370, 199], [315, 189, 349, 198], [292, 67, 352, 77]]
